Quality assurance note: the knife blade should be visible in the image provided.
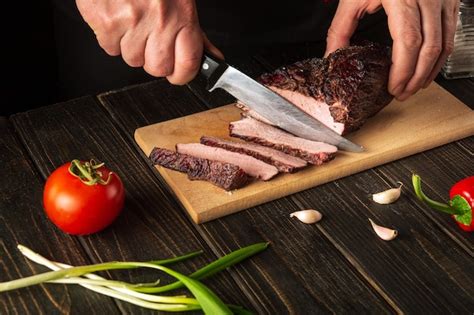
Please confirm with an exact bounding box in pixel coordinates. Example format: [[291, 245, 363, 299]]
[[199, 54, 364, 152]]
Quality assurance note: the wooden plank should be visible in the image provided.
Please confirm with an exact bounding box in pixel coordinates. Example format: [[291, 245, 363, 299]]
[[290, 170, 474, 312], [130, 87, 474, 311], [134, 83, 474, 223], [436, 77, 474, 108], [198, 199, 393, 314], [255, 42, 474, 253], [456, 136, 473, 155], [98, 52, 474, 312], [10, 97, 253, 314], [0, 118, 119, 314], [98, 80, 210, 137], [255, 44, 474, 311], [98, 83, 393, 313], [375, 139, 474, 254]]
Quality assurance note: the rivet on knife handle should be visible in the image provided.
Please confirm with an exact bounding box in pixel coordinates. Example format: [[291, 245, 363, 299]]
[[200, 53, 228, 91]]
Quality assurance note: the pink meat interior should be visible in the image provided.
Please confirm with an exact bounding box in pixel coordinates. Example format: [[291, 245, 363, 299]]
[[269, 86, 345, 135], [176, 143, 278, 180]]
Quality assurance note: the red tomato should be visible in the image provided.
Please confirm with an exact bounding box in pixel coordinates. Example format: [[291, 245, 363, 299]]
[[43, 160, 125, 235]]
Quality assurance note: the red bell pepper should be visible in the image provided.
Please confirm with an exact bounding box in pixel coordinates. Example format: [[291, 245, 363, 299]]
[[412, 174, 473, 232]]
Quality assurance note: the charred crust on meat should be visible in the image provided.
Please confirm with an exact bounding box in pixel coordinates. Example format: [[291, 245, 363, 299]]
[[149, 147, 249, 190], [258, 43, 393, 134]]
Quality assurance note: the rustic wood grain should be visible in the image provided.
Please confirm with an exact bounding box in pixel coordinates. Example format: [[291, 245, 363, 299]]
[[456, 136, 473, 155], [199, 199, 394, 314], [98, 80, 210, 136], [228, 48, 474, 311], [133, 86, 474, 223], [257, 43, 474, 253], [374, 139, 474, 254], [0, 118, 120, 314], [436, 78, 474, 108], [257, 46, 474, 311], [98, 82, 394, 313], [10, 98, 253, 314], [290, 170, 474, 312], [97, 50, 474, 313], [115, 80, 472, 313], [6, 42, 473, 314]]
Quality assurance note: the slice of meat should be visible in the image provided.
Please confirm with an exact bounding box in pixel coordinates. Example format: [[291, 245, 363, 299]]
[[200, 136, 307, 173], [254, 43, 393, 135], [235, 102, 275, 126], [229, 117, 337, 165], [149, 147, 249, 191], [176, 143, 279, 181]]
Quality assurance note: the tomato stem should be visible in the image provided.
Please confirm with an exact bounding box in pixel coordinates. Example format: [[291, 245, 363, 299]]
[[69, 159, 112, 186], [71, 160, 94, 182]]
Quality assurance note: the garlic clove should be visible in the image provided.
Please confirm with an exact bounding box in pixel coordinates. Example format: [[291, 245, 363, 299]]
[[369, 218, 398, 241], [372, 182, 403, 204], [290, 209, 322, 224]]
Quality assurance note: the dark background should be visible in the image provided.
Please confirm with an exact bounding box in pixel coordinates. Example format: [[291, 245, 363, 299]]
[[3, 1, 390, 116]]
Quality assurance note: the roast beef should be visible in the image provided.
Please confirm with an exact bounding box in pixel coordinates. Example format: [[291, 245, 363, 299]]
[[230, 117, 337, 165], [200, 136, 307, 173], [149, 147, 249, 190], [240, 43, 393, 135], [176, 143, 279, 180], [235, 102, 275, 126]]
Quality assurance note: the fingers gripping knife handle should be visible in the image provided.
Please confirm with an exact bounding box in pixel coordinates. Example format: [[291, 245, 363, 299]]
[[200, 53, 228, 91]]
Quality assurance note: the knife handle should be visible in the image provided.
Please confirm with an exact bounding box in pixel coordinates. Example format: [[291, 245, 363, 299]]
[[200, 53, 228, 90]]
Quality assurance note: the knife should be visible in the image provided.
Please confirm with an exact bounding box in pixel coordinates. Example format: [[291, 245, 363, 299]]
[[198, 53, 364, 153]]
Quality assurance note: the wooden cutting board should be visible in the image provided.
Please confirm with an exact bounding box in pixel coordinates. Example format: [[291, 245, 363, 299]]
[[135, 83, 474, 223]]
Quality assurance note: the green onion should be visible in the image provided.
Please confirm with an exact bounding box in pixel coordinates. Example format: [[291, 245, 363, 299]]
[[0, 259, 232, 314], [1, 243, 268, 314], [64, 284, 202, 312], [19, 245, 196, 305], [148, 250, 204, 265], [135, 242, 269, 293]]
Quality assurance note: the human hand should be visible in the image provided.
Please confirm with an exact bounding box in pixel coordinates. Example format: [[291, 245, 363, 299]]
[[325, 0, 459, 101], [76, 0, 223, 85]]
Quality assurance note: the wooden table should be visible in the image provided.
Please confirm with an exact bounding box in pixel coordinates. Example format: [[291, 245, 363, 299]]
[[1, 44, 473, 314]]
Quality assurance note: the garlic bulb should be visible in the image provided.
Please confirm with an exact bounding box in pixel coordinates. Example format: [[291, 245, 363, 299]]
[[369, 218, 398, 241], [372, 182, 403, 204], [290, 210, 322, 224]]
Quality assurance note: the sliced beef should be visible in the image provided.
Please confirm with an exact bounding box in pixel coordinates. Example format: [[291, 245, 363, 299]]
[[149, 147, 249, 190], [230, 117, 337, 165], [235, 102, 275, 126], [200, 136, 307, 173], [252, 43, 393, 135], [176, 143, 279, 181]]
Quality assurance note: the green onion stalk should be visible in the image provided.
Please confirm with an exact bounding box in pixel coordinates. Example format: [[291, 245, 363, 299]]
[[0, 243, 268, 314]]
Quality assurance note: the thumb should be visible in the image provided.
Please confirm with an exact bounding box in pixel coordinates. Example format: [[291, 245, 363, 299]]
[[325, 1, 362, 57], [203, 33, 224, 60]]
